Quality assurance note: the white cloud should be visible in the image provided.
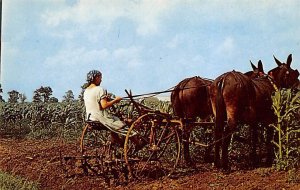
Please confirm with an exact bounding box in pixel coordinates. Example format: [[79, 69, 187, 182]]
[[41, 46, 110, 97], [44, 47, 109, 66], [191, 54, 205, 64], [1, 43, 20, 83], [112, 46, 142, 68], [185, 0, 300, 23], [41, 0, 300, 41], [129, 0, 177, 36], [215, 37, 235, 56], [166, 34, 185, 49], [42, 0, 179, 36]]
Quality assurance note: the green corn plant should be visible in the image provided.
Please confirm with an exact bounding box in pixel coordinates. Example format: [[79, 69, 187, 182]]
[[0, 101, 85, 140], [271, 89, 300, 172], [157, 101, 173, 114]]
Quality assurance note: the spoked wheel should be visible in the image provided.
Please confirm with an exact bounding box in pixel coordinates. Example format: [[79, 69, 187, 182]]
[[124, 113, 181, 179], [80, 123, 112, 175]]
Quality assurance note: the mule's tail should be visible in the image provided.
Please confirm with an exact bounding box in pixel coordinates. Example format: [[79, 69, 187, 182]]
[[213, 77, 227, 167], [215, 78, 226, 129]]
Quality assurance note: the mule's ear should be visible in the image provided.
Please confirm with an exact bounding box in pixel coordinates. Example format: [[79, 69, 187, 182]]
[[286, 54, 292, 68], [250, 60, 257, 70], [273, 55, 282, 66], [269, 71, 273, 77], [258, 60, 264, 73]]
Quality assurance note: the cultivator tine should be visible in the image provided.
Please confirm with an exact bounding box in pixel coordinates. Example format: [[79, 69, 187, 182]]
[[59, 151, 68, 176], [81, 155, 89, 175]]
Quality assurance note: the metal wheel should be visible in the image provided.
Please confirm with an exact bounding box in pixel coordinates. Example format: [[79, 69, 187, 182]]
[[80, 123, 112, 175], [124, 113, 181, 179]]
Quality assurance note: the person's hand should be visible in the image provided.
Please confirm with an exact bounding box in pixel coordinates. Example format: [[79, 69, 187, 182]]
[[115, 96, 122, 103]]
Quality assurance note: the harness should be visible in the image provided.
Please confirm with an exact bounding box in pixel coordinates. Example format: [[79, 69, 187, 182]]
[[266, 75, 279, 92]]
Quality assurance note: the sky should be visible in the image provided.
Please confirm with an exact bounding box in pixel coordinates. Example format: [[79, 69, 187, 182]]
[[1, 0, 300, 101]]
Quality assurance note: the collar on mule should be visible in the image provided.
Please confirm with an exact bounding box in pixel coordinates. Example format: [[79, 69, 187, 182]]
[[266, 73, 279, 91]]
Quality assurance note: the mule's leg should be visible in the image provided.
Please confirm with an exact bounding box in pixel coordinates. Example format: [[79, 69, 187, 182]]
[[221, 108, 238, 171], [210, 85, 225, 169], [214, 122, 223, 168], [221, 123, 233, 171], [249, 123, 259, 168], [211, 97, 222, 168], [182, 125, 193, 166]]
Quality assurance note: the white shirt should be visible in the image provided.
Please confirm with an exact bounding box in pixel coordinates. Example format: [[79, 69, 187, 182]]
[[83, 86, 131, 136]]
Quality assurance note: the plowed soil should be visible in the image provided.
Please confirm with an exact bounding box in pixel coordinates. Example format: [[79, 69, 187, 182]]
[[0, 138, 299, 190]]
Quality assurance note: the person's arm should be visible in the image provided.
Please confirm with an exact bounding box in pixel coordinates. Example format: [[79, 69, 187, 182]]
[[100, 96, 122, 109]]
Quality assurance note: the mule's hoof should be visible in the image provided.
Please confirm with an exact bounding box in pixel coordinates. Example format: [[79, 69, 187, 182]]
[[221, 167, 231, 174], [186, 161, 196, 168], [213, 161, 221, 169], [220, 162, 231, 173], [204, 155, 213, 163], [249, 160, 259, 169]]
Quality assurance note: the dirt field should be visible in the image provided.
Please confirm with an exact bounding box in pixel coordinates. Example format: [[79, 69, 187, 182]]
[[0, 138, 299, 190]]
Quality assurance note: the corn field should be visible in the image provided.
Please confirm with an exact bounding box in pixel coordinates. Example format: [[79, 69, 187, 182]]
[[0, 101, 86, 139], [0, 98, 172, 140], [0, 92, 299, 173]]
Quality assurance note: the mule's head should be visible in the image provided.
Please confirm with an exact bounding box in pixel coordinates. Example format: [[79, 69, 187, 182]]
[[244, 60, 265, 79], [268, 54, 299, 89]]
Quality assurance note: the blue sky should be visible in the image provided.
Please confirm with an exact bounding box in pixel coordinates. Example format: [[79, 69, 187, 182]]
[[1, 0, 300, 101]]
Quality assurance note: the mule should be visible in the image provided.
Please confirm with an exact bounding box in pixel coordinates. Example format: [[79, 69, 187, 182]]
[[170, 64, 264, 165], [244, 60, 265, 78], [171, 76, 213, 164], [210, 54, 299, 170], [270, 54, 299, 89]]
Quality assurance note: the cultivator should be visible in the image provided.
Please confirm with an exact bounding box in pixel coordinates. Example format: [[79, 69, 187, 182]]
[[58, 89, 218, 185], [59, 90, 183, 184], [60, 150, 136, 184]]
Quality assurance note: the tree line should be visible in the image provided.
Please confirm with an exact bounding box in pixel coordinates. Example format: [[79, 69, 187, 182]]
[[0, 84, 83, 103]]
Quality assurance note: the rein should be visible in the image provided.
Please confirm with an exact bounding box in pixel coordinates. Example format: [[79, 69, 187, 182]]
[[122, 83, 211, 99], [122, 76, 213, 99]]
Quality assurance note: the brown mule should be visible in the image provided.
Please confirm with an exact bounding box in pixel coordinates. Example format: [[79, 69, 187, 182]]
[[210, 54, 299, 171], [244, 60, 265, 78], [171, 76, 213, 164], [170, 64, 265, 165]]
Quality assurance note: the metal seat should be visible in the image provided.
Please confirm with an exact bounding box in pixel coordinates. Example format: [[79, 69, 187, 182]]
[[85, 120, 108, 131]]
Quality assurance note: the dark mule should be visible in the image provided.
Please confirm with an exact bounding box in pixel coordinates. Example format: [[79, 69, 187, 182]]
[[210, 54, 299, 170], [171, 61, 264, 164], [244, 60, 265, 78], [171, 64, 265, 165], [270, 55, 299, 89], [171, 76, 213, 119], [171, 76, 213, 164]]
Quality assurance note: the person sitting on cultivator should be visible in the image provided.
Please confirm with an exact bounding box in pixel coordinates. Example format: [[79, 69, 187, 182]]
[[83, 70, 135, 139]]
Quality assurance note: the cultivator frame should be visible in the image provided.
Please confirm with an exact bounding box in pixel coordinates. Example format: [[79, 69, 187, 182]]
[[60, 90, 184, 184]]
